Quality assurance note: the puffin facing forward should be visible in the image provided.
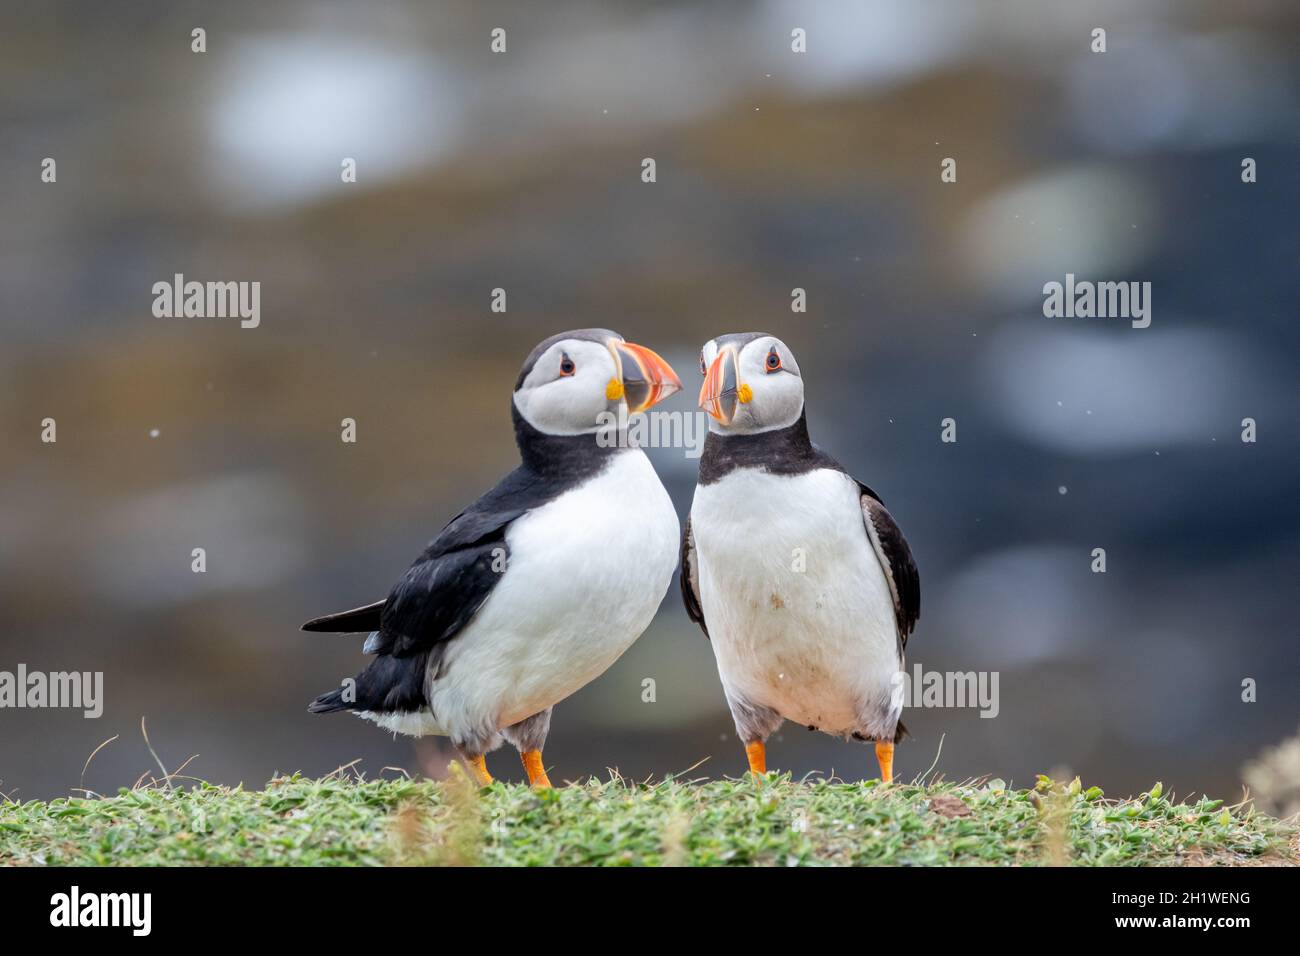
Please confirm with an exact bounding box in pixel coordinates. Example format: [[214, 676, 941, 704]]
[[306, 329, 682, 787], [681, 333, 919, 782]]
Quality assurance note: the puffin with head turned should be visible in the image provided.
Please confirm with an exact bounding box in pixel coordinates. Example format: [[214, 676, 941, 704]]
[[682, 333, 919, 782], [306, 329, 682, 787]]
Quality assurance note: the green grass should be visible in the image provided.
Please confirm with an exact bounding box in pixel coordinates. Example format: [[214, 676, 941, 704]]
[[1, 771, 1293, 866]]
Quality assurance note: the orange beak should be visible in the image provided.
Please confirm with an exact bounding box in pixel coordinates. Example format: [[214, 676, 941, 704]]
[[699, 347, 740, 424], [612, 341, 682, 413]]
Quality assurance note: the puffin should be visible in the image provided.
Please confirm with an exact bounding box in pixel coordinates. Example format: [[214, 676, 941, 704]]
[[681, 333, 919, 782], [305, 329, 682, 788]]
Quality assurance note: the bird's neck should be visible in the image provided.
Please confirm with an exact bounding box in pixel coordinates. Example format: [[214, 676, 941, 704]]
[[511, 404, 623, 478], [698, 409, 827, 485]]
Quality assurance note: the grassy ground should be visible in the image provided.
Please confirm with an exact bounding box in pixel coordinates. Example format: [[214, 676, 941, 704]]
[[1, 771, 1294, 867]]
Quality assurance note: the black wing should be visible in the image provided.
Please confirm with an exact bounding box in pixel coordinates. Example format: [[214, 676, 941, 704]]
[[371, 528, 511, 658], [856, 482, 920, 651], [306, 471, 539, 715], [303, 465, 559, 657], [359, 468, 552, 657], [679, 516, 708, 639]]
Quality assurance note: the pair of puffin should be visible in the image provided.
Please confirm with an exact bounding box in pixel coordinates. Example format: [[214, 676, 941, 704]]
[[307, 330, 918, 786]]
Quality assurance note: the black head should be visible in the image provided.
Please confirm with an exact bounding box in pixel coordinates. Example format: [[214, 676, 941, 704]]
[[512, 329, 682, 436]]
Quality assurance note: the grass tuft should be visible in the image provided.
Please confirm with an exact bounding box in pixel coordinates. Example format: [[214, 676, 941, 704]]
[[1, 771, 1293, 867]]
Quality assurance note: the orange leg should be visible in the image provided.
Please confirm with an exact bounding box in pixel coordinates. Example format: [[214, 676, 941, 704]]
[[875, 741, 894, 783], [463, 753, 493, 786], [745, 740, 767, 777], [520, 750, 552, 789]]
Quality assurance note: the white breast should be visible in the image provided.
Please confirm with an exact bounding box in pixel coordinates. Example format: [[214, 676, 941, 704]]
[[690, 467, 901, 737], [427, 449, 679, 741]]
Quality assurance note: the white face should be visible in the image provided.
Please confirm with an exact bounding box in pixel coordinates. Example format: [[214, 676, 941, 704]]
[[513, 338, 621, 435], [699, 334, 804, 435]]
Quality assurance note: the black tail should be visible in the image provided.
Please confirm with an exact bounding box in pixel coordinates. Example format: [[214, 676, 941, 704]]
[[302, 600, 385, 633], [308, 650, 431, 716], [308, 688, 349, 714]]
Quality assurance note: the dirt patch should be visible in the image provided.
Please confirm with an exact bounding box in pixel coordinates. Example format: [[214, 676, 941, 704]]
[[929, 794, 972, 818]]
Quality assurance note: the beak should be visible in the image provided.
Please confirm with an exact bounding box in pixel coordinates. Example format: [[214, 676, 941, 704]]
[[699, 347, 741, 424], [612, 341, 682, 413]]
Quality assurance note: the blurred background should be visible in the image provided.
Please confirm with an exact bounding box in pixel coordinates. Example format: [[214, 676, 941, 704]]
[[1, 0, 1297, 805]]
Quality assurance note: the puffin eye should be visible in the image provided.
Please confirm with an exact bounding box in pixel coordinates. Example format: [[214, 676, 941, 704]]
[[558, 353, 576, 377], [699, 352, 707, 376], [765, 347, 782, 372]]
